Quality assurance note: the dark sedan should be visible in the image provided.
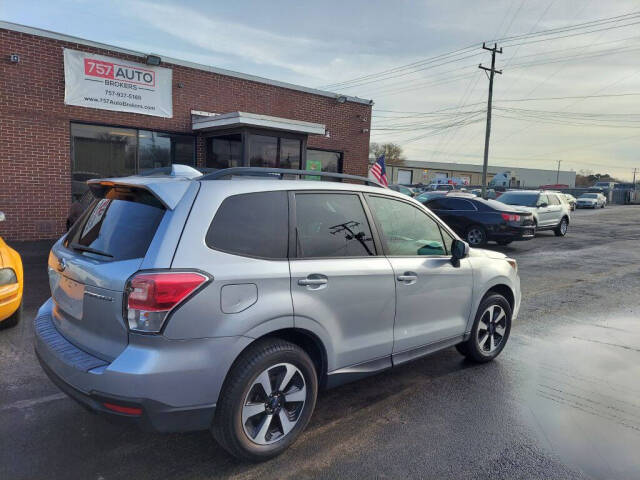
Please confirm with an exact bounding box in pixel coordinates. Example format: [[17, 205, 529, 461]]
[[422, 195, 535, 246]]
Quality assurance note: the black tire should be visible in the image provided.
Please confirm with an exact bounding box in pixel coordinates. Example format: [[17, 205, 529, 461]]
[[601, 203, 605, 208], [212, 338, 318, 462], [496, 239, 512, 246], [554, 216, 569, 237], [0, 303, 21, 329], [466, 225, 487, 247], [456, 293, 512, 363]]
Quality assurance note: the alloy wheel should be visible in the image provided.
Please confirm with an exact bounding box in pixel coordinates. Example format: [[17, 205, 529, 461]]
[[467, 228, 484, 246], [560, 219, 568, 235], [241, 363, 306, 445], [476, 304, 507, 354]]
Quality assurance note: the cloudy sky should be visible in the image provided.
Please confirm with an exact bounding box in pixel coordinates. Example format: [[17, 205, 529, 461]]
[[2, 0, 639, 179]]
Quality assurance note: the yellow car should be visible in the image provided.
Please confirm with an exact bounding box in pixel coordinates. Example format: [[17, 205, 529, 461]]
[[0, 212, 23, 328]]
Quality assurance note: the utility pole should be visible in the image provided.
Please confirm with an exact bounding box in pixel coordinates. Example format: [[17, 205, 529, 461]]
[[556, 160, 562, 184], [633, 168, 637, 191], [479, 43, 502, 198]]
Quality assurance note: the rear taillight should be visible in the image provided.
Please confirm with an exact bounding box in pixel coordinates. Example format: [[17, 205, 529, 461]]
[[126, 272, 208, 333], [501, 213, 521, 222]]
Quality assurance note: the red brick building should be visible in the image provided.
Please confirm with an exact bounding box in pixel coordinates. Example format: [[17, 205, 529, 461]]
[[0, 22, 372, 241]]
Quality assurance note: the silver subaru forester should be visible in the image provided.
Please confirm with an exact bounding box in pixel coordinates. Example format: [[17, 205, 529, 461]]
[[35, 167, 520, 461]]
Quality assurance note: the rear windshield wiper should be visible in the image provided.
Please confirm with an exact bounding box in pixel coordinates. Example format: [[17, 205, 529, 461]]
[[70, 242, 114, 258]]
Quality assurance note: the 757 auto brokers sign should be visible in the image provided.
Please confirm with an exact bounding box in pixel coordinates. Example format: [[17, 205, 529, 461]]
[[63, 49, 173, 118]]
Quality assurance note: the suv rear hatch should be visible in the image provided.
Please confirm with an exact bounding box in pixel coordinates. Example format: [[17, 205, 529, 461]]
[[49, 184, 169, 361]]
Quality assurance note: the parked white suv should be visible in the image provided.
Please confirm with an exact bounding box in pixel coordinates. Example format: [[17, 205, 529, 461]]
[[496, 190, 571, 236], [577, 192, 607, 209]]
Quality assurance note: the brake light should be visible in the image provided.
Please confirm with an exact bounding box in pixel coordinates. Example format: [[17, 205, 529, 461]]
[[126, 272, 208, 333], [501, 213, 521, 222]]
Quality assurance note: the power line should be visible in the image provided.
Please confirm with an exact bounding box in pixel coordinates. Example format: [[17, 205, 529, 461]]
[[319, 10, 640, 92], [493, 11, 640, 44]]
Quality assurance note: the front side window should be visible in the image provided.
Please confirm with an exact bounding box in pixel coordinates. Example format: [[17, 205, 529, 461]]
[[295, 193, 375, 258], [367, 195, 447, 256], [206, 191, 288, 259], [548, 194, 561, 205], [426, 198, 447, 210], [538, 194, 549, 206]]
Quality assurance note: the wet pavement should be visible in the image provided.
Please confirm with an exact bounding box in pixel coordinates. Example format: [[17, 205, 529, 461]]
[[2, 205, 640, 479]]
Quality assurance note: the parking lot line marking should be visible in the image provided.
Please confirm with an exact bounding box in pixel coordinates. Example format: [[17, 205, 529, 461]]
[[0, 393, 67, 412]]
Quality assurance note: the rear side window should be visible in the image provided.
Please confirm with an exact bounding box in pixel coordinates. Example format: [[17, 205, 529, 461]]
[[206, 191, 288, 259], [548, 194, 561, 205], [65, 189, 165, 261], [437, 198, 476, 211], [294, 193, 375, 258]]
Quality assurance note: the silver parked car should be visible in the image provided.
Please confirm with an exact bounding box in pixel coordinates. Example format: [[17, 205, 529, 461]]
[[35, 167, 521, 461], [576, 192, 607, 209], [563, 193, 577, 211], [496, 190, 571, 236]]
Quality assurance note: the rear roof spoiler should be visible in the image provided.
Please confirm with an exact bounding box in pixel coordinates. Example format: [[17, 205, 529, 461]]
[[87, 177, 193, 210]]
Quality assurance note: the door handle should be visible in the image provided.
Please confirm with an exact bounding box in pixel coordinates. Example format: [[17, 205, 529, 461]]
[[397, 273, 418, 284], [298, 274, 328, 290], [298, 278, 328, 286]]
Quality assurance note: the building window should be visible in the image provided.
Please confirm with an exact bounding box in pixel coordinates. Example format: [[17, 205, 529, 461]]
[[138, 130, 195, 173], [249, 134, 278, 168], [70, 123, 195, 200], [280, 138, 301, 169], [247, 134, 302, 169], [305, 149, 343, 181], [71, 124, 137, 200], [206, 134, 242, 169]]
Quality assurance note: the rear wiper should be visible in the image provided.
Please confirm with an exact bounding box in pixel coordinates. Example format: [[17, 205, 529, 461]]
[[70, 242, 114, 258]]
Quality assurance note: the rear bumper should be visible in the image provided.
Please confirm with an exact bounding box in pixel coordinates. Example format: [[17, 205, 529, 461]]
[[35, 348, 215, 432], [34, 298, 252, 432], [488, 225, 535, 242]]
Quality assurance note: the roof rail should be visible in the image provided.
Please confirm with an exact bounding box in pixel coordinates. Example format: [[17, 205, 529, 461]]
[[200, 167, 385, 188]]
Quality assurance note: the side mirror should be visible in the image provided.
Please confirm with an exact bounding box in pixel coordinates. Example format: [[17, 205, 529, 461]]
[[538, 202, 548, 208], [451, 239, 469, 262], [0, 211, 5, 222]]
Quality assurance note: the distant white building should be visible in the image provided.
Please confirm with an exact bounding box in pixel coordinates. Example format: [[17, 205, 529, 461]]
[[369, 158, 576, 188]]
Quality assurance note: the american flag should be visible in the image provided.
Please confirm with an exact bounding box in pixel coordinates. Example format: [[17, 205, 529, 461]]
[[369, 154, 388, 186]]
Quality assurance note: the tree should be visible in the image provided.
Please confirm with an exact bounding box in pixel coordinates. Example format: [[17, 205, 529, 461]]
[[575, 170, 621, 187], [370, 142, 405, 163]]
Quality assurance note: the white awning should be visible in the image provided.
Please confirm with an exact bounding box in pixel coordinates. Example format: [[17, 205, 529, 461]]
[[192, 111, 326, 135]]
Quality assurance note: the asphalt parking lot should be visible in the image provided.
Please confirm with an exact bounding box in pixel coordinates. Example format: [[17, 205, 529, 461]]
[[2, 205, 640, 479]]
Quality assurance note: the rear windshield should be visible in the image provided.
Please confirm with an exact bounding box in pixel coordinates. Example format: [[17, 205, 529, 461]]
[[65, 188, 165, 261], [497, 192, 539, 207]]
